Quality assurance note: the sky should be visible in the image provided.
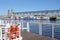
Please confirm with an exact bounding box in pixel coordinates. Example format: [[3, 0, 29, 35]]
[[0, 0, 60, 15]]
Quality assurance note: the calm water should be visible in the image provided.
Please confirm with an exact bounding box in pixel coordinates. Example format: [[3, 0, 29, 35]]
[[20, 20, 60, 39]]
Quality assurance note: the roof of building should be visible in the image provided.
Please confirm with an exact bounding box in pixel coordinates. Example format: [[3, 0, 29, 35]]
[[13, 10, 60, 14]]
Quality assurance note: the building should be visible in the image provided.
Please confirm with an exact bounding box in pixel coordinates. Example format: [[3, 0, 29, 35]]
[[0, 9, 60, 20]]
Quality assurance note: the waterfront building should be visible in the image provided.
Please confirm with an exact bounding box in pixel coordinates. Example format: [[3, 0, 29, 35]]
[[0, 9, 60, 20], [7, 9, 60, 20]]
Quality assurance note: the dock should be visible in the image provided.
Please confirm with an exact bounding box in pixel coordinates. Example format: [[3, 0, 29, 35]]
[[21, 31, 58, 40]]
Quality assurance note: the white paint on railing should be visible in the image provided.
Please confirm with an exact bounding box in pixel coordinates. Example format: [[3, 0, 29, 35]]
[[39, 23, 42, 35], [52, 24, 54, 38], [21, 22, 24, 30], [21, 22, 30, 32], [0, 28, 2, 40], [27, 22, 29, 32], [0, 20, 60, 38]]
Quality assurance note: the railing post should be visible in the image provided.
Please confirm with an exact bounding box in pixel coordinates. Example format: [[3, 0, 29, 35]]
[[21, 22, 23, 31], [0, 28, 2, 40], [39, 23, 42, 35], [5, 23, 10, 40], [5, 28, 7, 40], [27, 22, 30, 32], [52, 23, 54, 38]]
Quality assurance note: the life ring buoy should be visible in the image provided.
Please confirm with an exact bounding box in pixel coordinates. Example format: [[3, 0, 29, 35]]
[[7, 25, 19, 38]]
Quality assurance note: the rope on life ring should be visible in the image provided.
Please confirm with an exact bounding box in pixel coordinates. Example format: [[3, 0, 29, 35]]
[[7, 25, 19, 39]]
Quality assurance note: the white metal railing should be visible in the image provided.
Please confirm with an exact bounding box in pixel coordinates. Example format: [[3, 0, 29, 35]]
[[22, 22, 60, 39], [0, 19, 60, 39]]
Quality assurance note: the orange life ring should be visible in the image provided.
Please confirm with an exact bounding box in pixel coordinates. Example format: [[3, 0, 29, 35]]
[[7, 25, 19, 38]]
